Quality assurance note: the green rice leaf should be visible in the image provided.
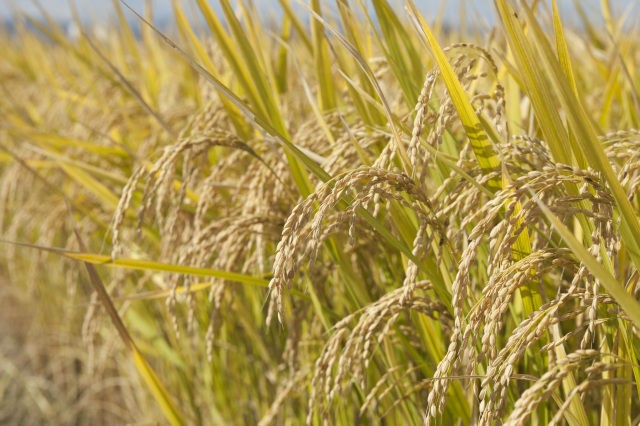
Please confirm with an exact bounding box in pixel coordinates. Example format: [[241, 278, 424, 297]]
[[519, 1, 640, 269], [407, 0, 502, 191]]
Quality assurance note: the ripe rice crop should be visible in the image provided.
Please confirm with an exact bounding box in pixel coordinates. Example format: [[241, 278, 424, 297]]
[[1, 0, 639, 424]]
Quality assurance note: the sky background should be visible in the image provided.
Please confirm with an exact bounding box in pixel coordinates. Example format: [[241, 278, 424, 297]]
[[0, 0, 637, 27]]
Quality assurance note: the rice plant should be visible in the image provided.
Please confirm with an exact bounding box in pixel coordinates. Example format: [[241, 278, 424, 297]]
[[1, 0, 639, 424]]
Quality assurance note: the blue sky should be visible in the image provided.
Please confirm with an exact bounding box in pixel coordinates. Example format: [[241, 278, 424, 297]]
[[0, 0, 636, 26]]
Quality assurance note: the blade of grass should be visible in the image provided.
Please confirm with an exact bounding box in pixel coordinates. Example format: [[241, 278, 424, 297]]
[[275, 0, 312, 53], [406, 0, 502, 191], [310, 0, 336, 111], [62, 195, 186, 426], [172, 3, 252, 140], [551, 0, 587, 170], [520, 1, 640, 269], [178, 0, 315, 197], [295, 0, 412, 174]]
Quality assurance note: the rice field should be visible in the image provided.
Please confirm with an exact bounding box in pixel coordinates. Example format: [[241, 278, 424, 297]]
[[1, 0, 640, 424]]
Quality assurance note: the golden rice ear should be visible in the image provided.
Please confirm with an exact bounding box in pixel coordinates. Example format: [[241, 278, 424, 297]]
[[3, 0, 640, 424]]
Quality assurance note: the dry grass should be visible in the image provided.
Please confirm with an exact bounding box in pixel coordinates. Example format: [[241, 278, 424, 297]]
[[1, 0, 640, 424]]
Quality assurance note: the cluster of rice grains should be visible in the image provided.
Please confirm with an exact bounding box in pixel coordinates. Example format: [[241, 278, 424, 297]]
[[2, 11, 640, 426], [258, 44, 637, 424], [101, 35, 640, 423]]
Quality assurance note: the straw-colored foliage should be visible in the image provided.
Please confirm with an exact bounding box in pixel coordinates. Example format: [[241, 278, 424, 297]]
[[1, 0, 639, 424]]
